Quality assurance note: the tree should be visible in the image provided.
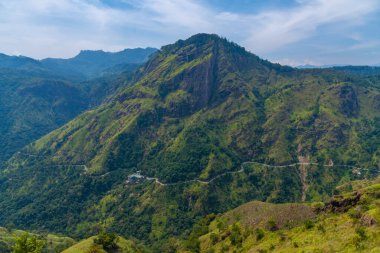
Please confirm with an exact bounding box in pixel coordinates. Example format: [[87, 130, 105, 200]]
[[12, 233, 45, 253], [0, 241, 11, 253], [93, 231, 119, 251]]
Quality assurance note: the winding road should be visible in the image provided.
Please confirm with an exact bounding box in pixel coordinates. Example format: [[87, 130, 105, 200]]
[[15, 151, 366, 193]]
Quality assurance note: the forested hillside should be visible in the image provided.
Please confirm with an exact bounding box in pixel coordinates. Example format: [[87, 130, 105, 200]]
[[0, 48, 155, 164]]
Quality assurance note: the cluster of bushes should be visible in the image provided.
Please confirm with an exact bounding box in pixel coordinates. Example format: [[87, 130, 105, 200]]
[[93, 231, 118, 251], [11, 233, 45, 253]]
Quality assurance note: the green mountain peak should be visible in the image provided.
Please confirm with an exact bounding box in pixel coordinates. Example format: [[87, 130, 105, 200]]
[[0, 34, 378, 249]]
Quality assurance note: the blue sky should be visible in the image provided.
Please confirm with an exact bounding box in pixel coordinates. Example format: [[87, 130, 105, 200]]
[[0, 0, 379, 66]]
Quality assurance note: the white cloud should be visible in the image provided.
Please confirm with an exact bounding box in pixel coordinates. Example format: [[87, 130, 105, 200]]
[[140, 0, 214, 32], [243, 0, 379, 54], [273, 58, 322, 67], [0, 0, 156, 58], [0, 0, 378, 63], [349, 40, 380, 50]]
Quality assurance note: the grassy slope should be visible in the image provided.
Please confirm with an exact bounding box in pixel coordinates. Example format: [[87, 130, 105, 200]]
[[196, 179, 380, 253]]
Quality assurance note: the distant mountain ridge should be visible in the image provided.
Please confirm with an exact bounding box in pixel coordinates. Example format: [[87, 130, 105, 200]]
[[0, 47, 157, 80], [0, 53, 40, 69], [297, 64, 380, 73], [41, 47, 157, 80]]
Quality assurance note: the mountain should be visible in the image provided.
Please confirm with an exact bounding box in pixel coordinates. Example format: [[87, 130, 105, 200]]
[[296, 64, 342, 69], [0, 54, 41, 70], [0, 48, 156, 165], [0, 34, 379, 250], [332, 66, 380, 77], [0, 48, 157, 81], [297, 64, 380, 77], [41, 48, 157, 80]]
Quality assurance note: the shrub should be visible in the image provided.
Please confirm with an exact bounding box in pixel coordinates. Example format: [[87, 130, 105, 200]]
[[243, 228, 253, 238], [217, 220, 227, 231], [317, 224, 326, 233], [353, 227, 367, 250], [93, 231, 118, 250], [161, 238, 179, 253], [255, 228, 265, 241], [86, 244, 102, 253], [304, 220, 314, 229], [348, 207, 363, 220], [278, 232, 287, 241], [0, 241, 11, 253], [210, 233, 219, 244], [184, 237, 200, 252], [230, 229, 242, 247], [266, 219, 278, 231], [355, 227, 367, 240], [221, 244, 229, 253], [12, 233, 45, 253], [205, 248, 215, 253]]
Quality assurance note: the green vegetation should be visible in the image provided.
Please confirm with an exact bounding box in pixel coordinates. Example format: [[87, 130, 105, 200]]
[[0, 34, 379, 251], [12, 233, 45, 253], [0, 227, 75, 253], [61, 236, 143, 253], [0, 48, 155, 165], [195, 178, 380, 252], [93, 232, 118, 251]]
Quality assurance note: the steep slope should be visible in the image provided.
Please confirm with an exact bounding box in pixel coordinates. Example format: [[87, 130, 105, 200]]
[[0, 34, 379, 249]]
